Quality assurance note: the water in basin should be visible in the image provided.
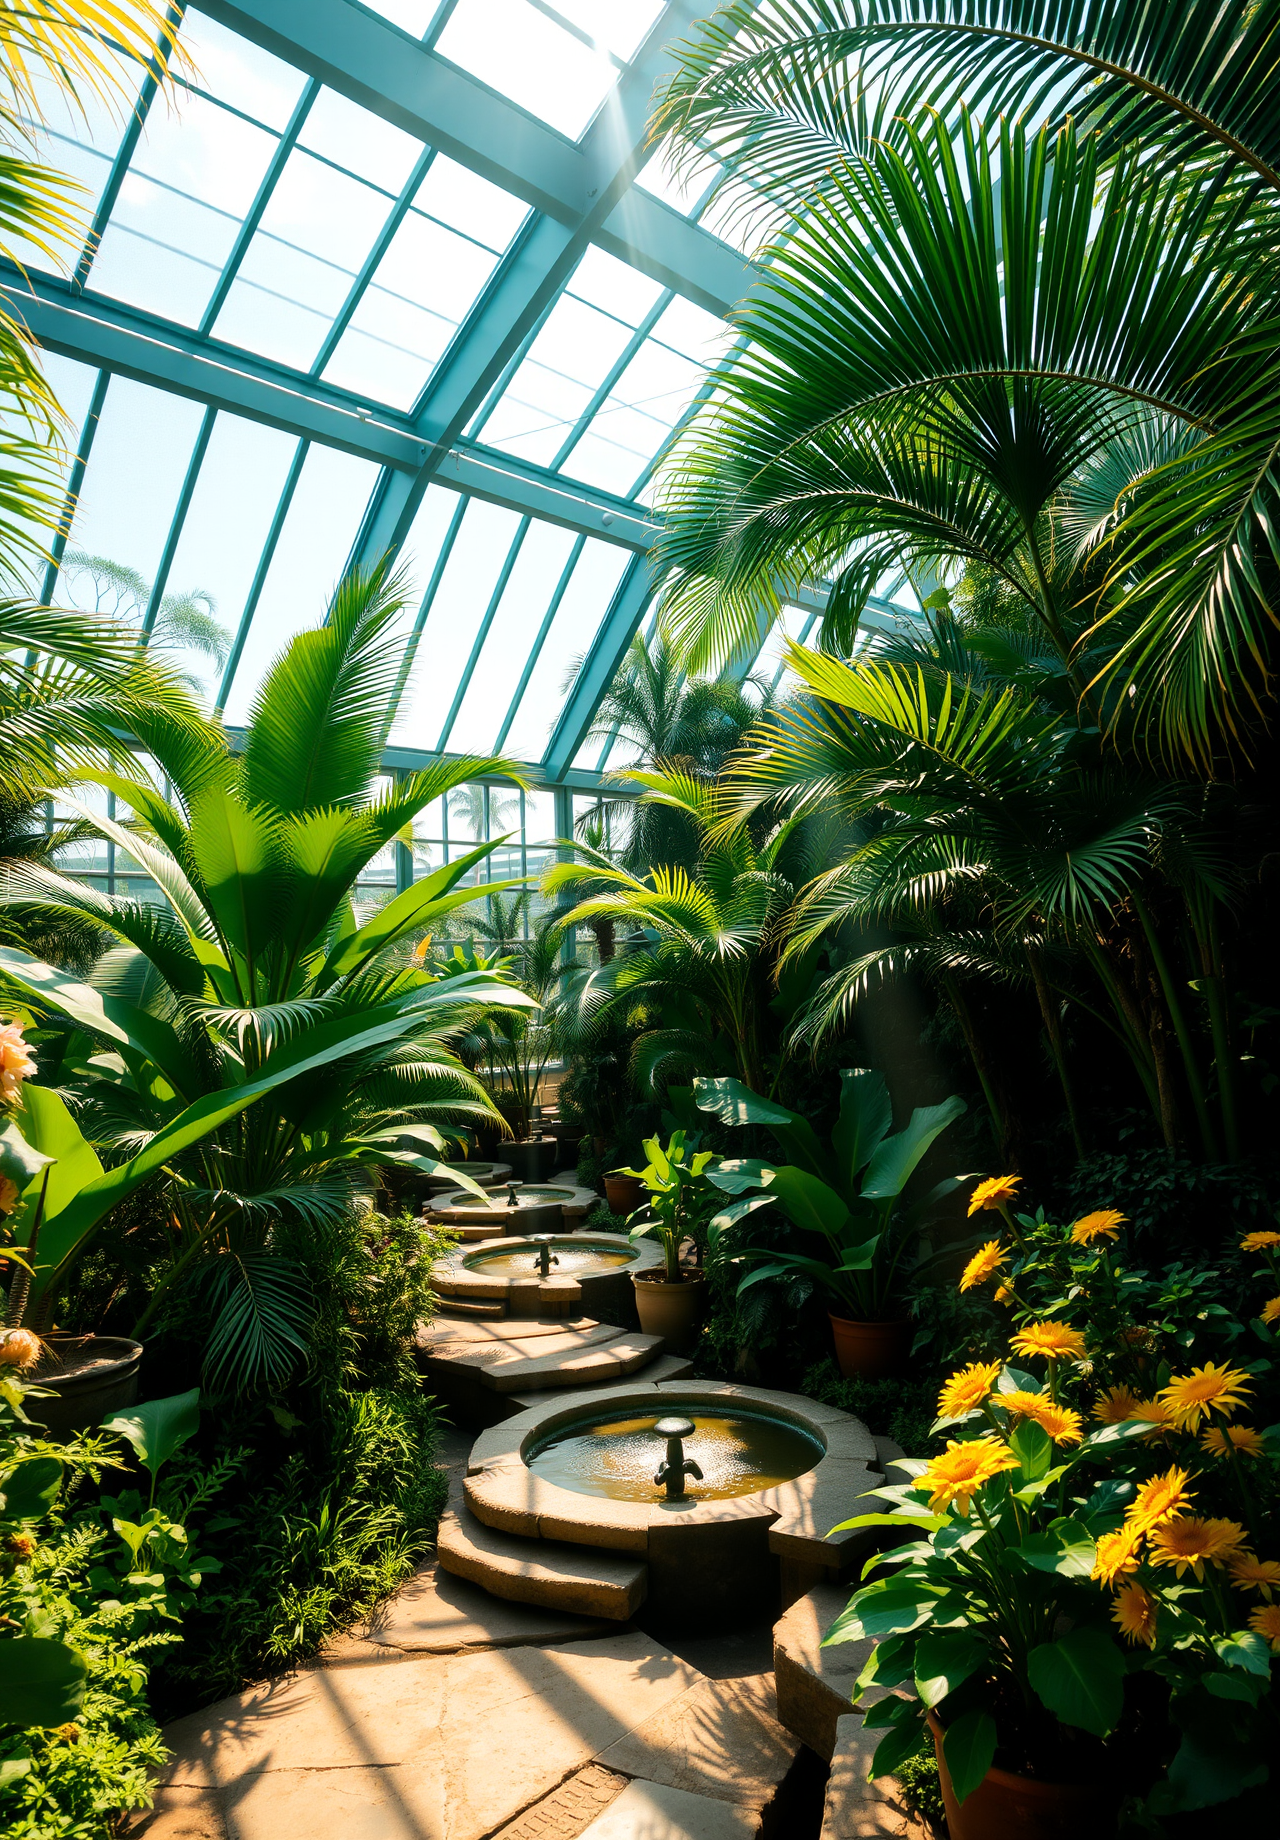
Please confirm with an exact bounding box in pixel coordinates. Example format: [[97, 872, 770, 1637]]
[[464, 1239, 636, 1275], [445, 1186, 576, 1210], [526, 1408, 822, 1501]]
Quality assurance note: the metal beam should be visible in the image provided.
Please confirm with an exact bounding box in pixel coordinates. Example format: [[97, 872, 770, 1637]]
[[543, 552, 657, 778], [191, 0, 754, 318]]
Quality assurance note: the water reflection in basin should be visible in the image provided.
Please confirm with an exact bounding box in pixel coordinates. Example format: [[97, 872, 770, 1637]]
[[444, 1186, 577, 1211], [464, 1240, 637, 1276], [526, 1408, 823, 1502]]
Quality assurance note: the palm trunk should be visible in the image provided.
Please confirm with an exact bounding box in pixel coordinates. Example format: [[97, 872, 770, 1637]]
[[1025, 945, 1086, 1158], [1130, 890, 1218, 1160], [942, 974, 1020, 1168]]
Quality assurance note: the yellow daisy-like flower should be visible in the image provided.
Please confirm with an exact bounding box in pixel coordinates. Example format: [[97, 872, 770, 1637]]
[[995, 1391, 1084, 1444], [1260, 1297, 1280, 1326], [999, 1388, 1050, 1418], [1070, 1210, 1126, 1246], [1249, 1603, 1280, 1650], [1092, 1525, 1144, 1586], [1111, 1581, 1158, 1648], [1200, 1424, 1265, 1460], [993, 1283, 1015, 1307], [1093, 1385, 1143, 1425], [1159, 1363, 1253, 1431], [918, 1437, 1019, 1515], [1009, 1320, 1086, 1362], [1128, 1397, 1174, 1433], [959, 1239, 1006, 1292], [968, 1175, 1020, 1217], [1240, 1231, 1280, 1252], [1148, 1516, 1246, 1581], [1125, 1466, 1196, 1533], [1228, 1553, 1280, 1600], [937, 1362, 1002, 1420]]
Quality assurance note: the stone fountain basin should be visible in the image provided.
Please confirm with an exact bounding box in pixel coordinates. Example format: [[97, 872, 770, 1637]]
[[462, 1379, 883, 1630], [425, 1183, 599, 1237], [430, 1231, 662, 1319], [422, 1160, 513, 1192]]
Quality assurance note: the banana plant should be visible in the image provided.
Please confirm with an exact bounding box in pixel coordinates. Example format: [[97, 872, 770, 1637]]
[[697, 1070, 965, 1321], [0, 568, 533, 1390]]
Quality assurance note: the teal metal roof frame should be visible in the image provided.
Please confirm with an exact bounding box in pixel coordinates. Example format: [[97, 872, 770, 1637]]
[[3, 0, 913, 792]]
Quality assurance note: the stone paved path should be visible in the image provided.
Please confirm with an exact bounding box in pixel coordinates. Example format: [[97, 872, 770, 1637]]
[[131, 1432, 804, 1840]]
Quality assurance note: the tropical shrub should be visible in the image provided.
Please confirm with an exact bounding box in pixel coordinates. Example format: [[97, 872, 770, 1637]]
[[829, 1186, 1280, 1821]]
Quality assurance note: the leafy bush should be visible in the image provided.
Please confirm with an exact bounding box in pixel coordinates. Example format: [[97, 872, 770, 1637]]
[[893, 1732, 946, 1831], [1057, 1149, 1280, 1258], [801, 1364, 938, 1459]]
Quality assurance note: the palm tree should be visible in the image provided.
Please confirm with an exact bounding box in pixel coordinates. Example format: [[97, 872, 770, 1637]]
[[1, 567, 534, 1392], [1, 4, 182, 580], [651, 9, 1280, 763], [61, 551, 231, 692]]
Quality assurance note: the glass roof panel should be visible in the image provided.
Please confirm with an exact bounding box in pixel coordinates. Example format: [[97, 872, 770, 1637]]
[[178, 15, 307, 130], [475, 293, 637, 465], [2, 50, 140, 274], [221, 444, 382, 723], [7, 355, 99, 598], [295, 88, 422, 192], [565, 244, 665, 325], [545, 1, 664, 60], [433, 0, 619, 138], [503, 539, 630, 761], [361, 0, 443, 34]]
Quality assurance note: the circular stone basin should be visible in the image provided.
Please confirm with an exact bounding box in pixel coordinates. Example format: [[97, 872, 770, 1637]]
[[423, 1160, 512, 1192], [464, 1238, 637, 1276], [428, 1184, 590, 1235], [525, 1405, 823, 1502]]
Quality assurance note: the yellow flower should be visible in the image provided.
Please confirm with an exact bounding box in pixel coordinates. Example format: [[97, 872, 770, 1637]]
[[1248, 1603, 1280, 1650], [1240, 1231, 1280, 1252], [1148, 1516, 1246, 1581], [993, 1283, 1015, 1307], [918, 1437, 1019, 1515], [968, 1175, 1020, 1217], [937, 1362, 1002, 1420], [1070, 1210, 1126, 1245], [996, 1391, 1083, 1445], [1009, 1321, 1086, 1362], [1200, 1424, 1265, 1460], [0, 1020, 36, 1107], [1228, 1553, 1280, 1600], [1093, 1385, 1143, 1425], [1111, 1582, 1158, 1648], [999, 1388, 1050, 1418], [1125, 1466, 1196, 1533], [1129, 1397, 1174, 1433], [1159, 1363, 1253, 1431], [0, 1175, 18, 1216], [959, 1240, 1006, 1292], [1261, 1297, 1280, 1326], [0, 1328, 42, 1371], [1092, 1525, 1143, 1586]]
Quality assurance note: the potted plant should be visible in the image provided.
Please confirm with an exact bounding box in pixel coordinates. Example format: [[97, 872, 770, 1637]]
[[618, 1131, 716, 1353], [697, 1070, 965, 1376], [827, 1186, 1280, 1835], [452, 920, 563, 1185]]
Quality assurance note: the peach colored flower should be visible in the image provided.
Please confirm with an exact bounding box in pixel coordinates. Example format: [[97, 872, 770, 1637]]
[[0, 1328, 42, 1370], [0, 1021, 36, 1106]]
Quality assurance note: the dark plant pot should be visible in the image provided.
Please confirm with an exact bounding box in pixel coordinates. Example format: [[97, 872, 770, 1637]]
[[604, 1175, 644, 1215], [25, 1335, 143, 1438], [506, 1136, 559, 1183], [828, 1314, 911, 1379], [632, 1270, 705, 1354], [592, 1135, 608, 1156], [927, 1709, 1119, 1840]]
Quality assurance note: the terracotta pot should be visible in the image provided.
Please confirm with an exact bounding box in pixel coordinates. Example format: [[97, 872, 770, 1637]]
[[828, 1314, 911, 1378], [633, 1270, 705, 1354], [927, 1710, 1119, 1840], [604, 1174, 644, 1215], [505, 1136, 559, 1183], [25, 1335, 143, 1438]]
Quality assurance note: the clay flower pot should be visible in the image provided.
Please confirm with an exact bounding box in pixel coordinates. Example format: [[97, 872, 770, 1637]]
[[828, 1313, 912, 1379], [927, 1710, 1119, 1840], [633, 1270, 705, 1354], [604, 1174, 644, 1215], [25, 1335, 143, 1438]]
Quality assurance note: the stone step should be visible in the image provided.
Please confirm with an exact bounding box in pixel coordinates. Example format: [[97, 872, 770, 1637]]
[[437, 1299, 505, 1320], [822, 1713, 929, 1838], [437, 1502, 647, 1621], [482, 1331, 666, 1393], [508, 1351, 694, 1410]]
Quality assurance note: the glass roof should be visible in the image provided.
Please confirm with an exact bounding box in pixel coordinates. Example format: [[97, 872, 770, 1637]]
[[2, 0, 920, 785]]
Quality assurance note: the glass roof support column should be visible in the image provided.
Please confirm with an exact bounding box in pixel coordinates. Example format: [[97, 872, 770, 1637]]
[[492, 534, 586, 752], [38, 369, 110, 605], [547, 290, 674, 474], [198, 80, 321, 336], [72, 3, 181, 291], [141, 405, 217, 637], [434, 516, 531, 753], [215, 438, 309, 714], [543, 552, 656, 779]]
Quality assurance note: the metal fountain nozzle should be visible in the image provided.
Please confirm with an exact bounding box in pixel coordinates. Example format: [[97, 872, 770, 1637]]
[[653, 1415, 702, 1502], [530, 1234, 559, 1279], [506, 1183, 519, 1208]]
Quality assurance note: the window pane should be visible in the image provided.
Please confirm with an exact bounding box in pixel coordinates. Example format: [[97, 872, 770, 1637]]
[[3, 49, 140, 274], [503, 540, 630, 761], [434, 0, 616, 139], [221, 444, 381, 724], [477, 295, 635, 464], [8, 355, 100, 599], [561, 339, 702, 493], [567, 245, 664, 326], [297, 89, 421, 193], [446, 519, 580, 753], [211, 151, 394, 370], [550, 0, 663, 60], [177, 15, 306, 131]]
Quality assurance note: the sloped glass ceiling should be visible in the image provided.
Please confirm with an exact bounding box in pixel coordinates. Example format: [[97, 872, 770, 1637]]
[[4, 0, 921, 788]]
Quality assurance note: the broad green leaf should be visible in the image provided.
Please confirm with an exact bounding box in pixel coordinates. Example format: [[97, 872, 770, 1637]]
[[692, 1075, 828, 1172], [832, 1067, 892, 1184], [1027, 1628, 1126, 1737], [14, 1085, 103, 1234], [1015, 1518, 1096, 1578], [941, 1708, 998, 1804], [1009, 1418, 1052, 1482], [763, 1165, 851, 1238], [913, 1630, 988, 1709], [186, 788, 282, 971], [0, 1114, 51, 1197], [860, 1095, 965, 1201], [1203, 1671, 1266, 1703], [868, 1708, 929, 1779], [0, 1636, 86, 1726], [705, 1158, 777, 1194], [862, 1693, 919, 1730], [0, 947, 199, 1103], [317, 848, 532, 988], [102, 1389, 200, 1483], [1212, 1631, 1271, 1677], [0, 1456, 62, 1521], [854, 1632, 916, 1695]]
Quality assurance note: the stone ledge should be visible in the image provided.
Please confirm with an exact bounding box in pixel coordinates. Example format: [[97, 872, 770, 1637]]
[[774, 1580, 896, 1761], [822, 1713, 929, 1838], [437, 1505, 647, 1620], [578, 1778, 761, 1839]]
